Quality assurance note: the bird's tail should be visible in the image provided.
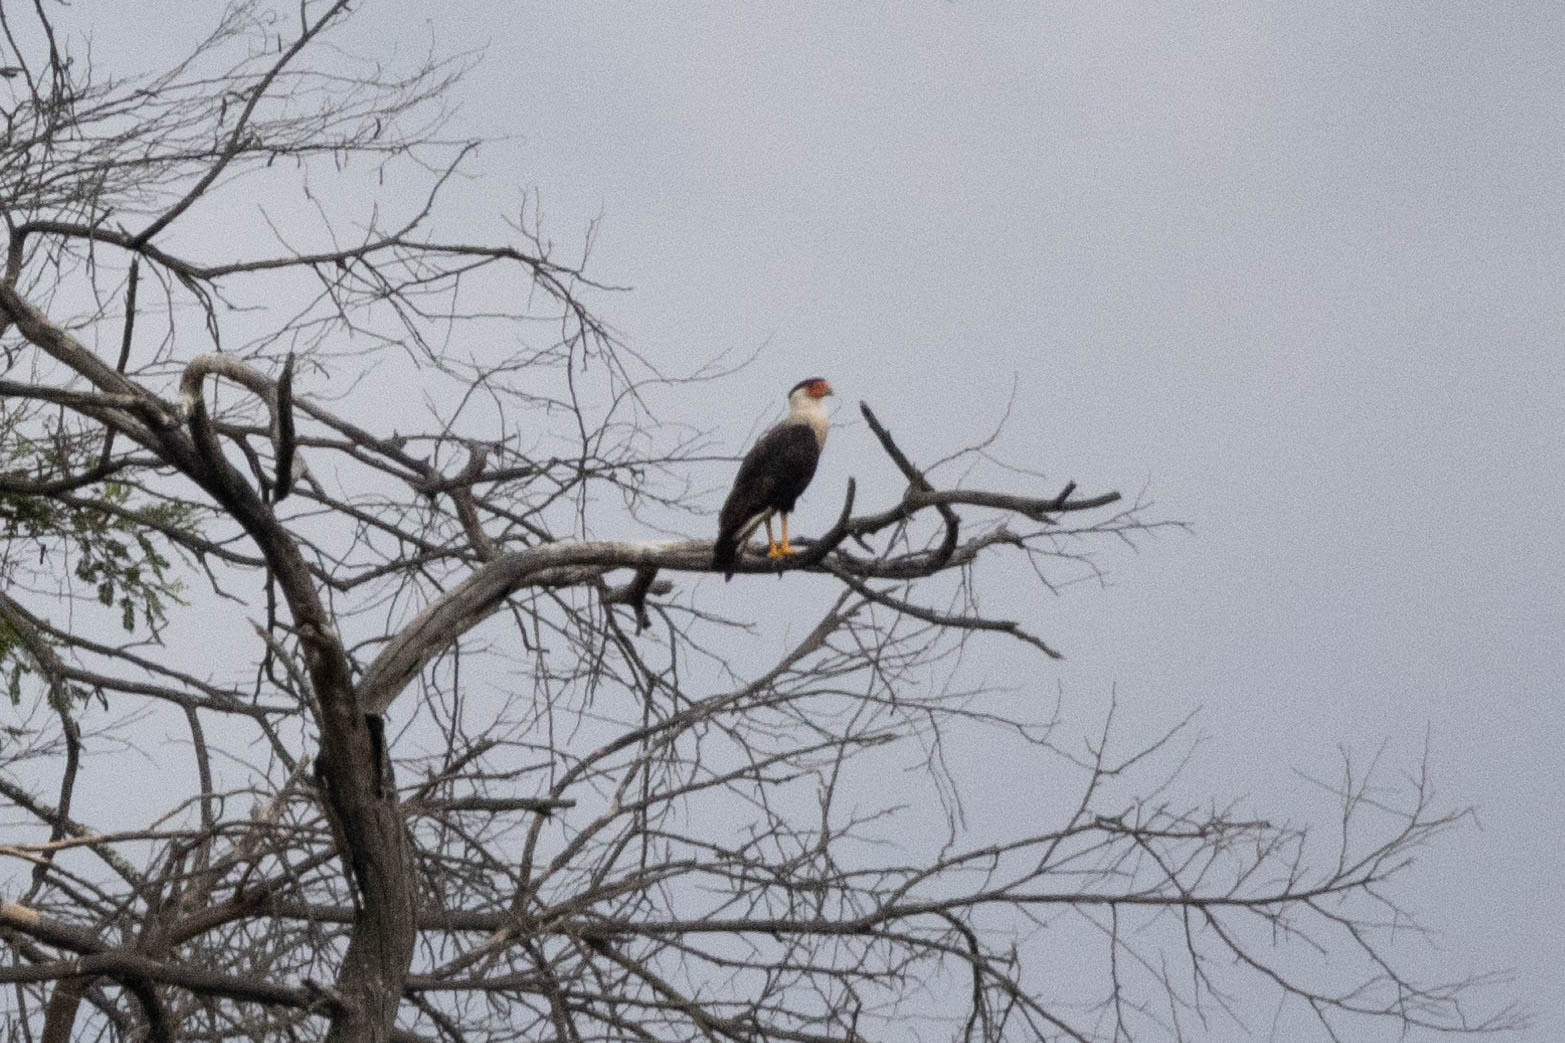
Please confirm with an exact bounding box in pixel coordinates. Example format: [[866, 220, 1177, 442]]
[[713, 530, 740, 581]]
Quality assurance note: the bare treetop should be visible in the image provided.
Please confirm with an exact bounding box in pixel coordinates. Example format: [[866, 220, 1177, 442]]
[[0, 3, 1519, 1041]]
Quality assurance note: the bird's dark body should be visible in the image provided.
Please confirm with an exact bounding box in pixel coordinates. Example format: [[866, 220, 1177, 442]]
[[713, 421, 821, 577]]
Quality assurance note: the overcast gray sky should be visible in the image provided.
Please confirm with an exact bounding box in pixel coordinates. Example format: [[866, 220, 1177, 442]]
[[83, 1, 1565, 1037], [415, 5, 1563, 1032]]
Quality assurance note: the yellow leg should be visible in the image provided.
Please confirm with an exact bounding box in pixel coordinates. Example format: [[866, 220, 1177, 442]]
[[765, 516, 784, 558], [779, 513, 795, 555]]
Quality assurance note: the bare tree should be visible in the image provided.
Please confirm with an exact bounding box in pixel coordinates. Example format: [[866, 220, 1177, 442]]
[[0, 3, 1519, 1041]]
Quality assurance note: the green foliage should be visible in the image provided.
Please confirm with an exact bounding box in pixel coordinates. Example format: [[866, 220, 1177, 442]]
[[2, 480, 190, 635], [1, 624, 22, 707], [1, 427, 196, 706]]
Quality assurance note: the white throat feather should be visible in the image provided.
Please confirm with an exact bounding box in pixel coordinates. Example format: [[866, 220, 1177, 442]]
[[786, 389, 830, 448]]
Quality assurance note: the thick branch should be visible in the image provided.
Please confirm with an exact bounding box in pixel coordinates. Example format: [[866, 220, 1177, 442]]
[[358, 465, 1109, 714]]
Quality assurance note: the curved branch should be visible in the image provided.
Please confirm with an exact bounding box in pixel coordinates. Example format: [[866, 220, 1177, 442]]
[[787, 478, 856, 571], [175, 350, 416, 1041], [358, 464, 1113, 714], [860, 401, 959, 567]]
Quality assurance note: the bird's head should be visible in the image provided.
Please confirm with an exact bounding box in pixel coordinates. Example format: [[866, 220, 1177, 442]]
[[788, 377, 834, 405]]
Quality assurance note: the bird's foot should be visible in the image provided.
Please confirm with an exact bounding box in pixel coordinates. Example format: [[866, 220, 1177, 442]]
[[766, 542, 790, 559]]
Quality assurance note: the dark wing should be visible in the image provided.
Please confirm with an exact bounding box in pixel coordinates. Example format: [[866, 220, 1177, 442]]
[[714, 423, 821, 577]]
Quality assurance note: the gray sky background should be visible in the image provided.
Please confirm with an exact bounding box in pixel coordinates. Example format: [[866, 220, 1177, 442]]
[[77, 1, 1565, 1038]]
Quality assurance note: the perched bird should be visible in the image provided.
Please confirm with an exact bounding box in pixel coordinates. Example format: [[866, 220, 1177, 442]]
[[714, 377, 834, 579]]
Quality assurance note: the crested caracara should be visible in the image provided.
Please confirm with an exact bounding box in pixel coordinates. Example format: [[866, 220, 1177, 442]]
[[713, 377, 834, 579]]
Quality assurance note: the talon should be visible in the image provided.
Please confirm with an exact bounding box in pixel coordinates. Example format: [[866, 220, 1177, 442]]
[[766, 543, 787, 559]]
